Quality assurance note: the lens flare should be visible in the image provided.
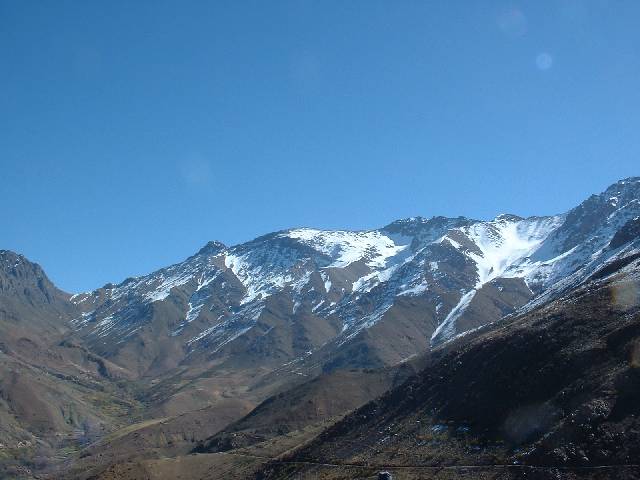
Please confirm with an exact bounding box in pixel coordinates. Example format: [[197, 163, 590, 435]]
[[610, 281, 640, 311], [497, 8, 528, 37], [630, 340, 640, 368], [536, 53, 553, 71]]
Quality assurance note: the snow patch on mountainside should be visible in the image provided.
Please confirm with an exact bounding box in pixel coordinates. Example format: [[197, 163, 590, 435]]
[[465, 216, 563, 287], [142, 271, 195, 303], [432, 289, 476, 342], [285, 229, 409, 268], [224, 252, 296, 305]]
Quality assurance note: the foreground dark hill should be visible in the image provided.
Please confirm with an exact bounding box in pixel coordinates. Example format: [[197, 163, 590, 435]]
[[257, 252, 640, 479]]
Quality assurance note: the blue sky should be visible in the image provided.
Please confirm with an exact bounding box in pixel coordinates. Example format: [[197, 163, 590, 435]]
[[1, 1, 639, 292]]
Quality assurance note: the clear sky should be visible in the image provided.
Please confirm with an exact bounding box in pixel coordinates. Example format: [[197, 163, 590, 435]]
[[1, 1, 639, 292]]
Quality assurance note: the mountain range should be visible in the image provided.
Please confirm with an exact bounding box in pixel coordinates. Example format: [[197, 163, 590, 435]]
[[70, 177, 640, 376], [1, 177, 639, 479]]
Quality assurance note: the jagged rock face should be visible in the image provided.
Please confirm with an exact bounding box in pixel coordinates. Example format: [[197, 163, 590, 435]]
[[547, 178, 640, 255], [0, 251, 78, 343], [0, 250, 71, 311], [610, 217, 640, 249], [66, 178, 640, 377]]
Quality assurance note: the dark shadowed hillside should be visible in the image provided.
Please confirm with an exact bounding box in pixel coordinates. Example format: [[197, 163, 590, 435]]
[[257, 253, 640, 479]]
